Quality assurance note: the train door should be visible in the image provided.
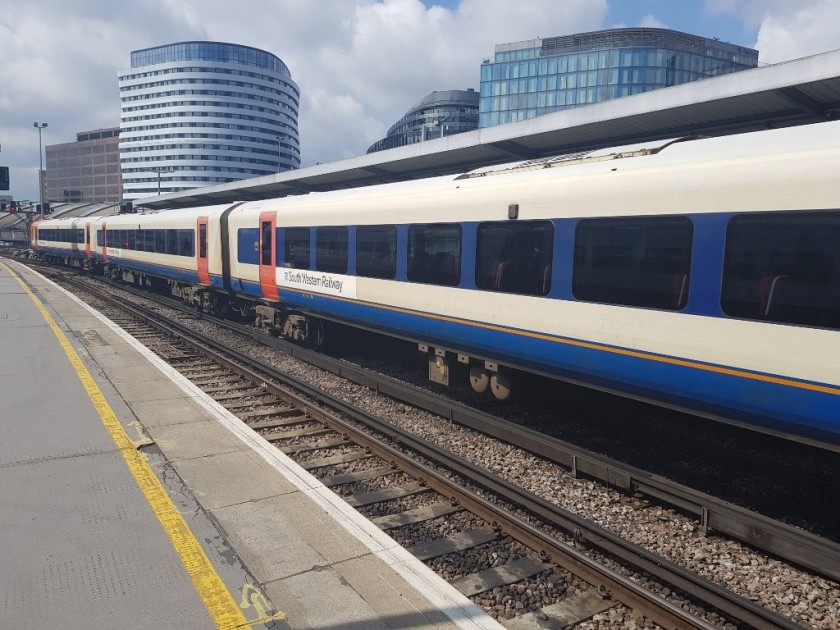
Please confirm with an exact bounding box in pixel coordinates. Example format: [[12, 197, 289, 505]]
[[70, 219, 80, 255], [197, 216, 210, 285], [30, 223, 38, 251], [258, 211, 279, 301], [101, 222, 108, 262], [85, 224, 92, 259]]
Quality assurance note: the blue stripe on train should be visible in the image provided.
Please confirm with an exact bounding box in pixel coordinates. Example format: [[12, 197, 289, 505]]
[[38, 246, 87, 258], [272, 286, 839, 444], [93, 254, 837, 445]]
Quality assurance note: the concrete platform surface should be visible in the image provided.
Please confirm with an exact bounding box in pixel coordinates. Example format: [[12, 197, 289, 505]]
[[0, 260, 501, 630]]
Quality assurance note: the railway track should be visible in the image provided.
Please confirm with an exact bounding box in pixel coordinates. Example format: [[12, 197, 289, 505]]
[[27, 259, 839, 579], [28, 262, 830, 628]]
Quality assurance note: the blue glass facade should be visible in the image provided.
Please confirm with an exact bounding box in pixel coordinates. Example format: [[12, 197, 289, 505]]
[[130, 41, 291, 77], [479, 28, 758, 127], [368, 89, 479, 153]]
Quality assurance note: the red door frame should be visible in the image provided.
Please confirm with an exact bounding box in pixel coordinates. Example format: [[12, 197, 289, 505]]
[[197, 216, 210, 285], [30, 223, 38, 251], [258, 211, 279, 301]]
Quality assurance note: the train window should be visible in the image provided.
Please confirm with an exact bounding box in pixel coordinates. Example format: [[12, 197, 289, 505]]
[[316, 227, 348, 274], [260, 221, 272, 265], [357, 226, 396, 279], [721, 212, 840, 329], [476, 221, 554, 295], [573, 217, 692, 309], [199, 224, 208, 259], [178, 230, 194, 257], [407, 224, 461, 286], [97, 230, 103, 247], [237, 228, 259, 264], [166, 230, 178, 255], [155, 230, 166, 254], [284, 227, 310, 270]]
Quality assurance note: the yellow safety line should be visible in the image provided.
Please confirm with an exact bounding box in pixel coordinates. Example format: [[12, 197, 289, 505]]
[[1, 262, 251, 630]]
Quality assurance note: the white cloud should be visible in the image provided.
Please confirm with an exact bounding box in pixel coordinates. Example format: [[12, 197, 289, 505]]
[[752, 0, 840, 63], [638, 14, 669, 29], [0, 0, 605, 201], [704, 0, 840, 62]]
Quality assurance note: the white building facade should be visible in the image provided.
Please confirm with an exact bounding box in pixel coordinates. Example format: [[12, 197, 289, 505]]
[[119, 41, 300, 200]]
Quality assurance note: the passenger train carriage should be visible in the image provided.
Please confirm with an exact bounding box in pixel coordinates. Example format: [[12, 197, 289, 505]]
[[32, 122, 840, 450]]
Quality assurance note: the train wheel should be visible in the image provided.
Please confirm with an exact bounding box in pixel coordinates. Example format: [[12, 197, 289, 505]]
[[469, 366, 490, 394], [209, 296, 228, 318], [489, 371, 513, 401], [307, 318, 325, 350]]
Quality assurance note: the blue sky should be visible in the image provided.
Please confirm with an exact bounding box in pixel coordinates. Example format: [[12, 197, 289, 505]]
[[4, 0, 838, 202], [604, 1, 755, 45], [423, 0, 758, 48]]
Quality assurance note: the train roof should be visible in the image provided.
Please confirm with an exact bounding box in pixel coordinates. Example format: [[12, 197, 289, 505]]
[[35, 120, 840, 228]]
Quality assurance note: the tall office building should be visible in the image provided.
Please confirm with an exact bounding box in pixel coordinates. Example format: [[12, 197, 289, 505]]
[[119, 41, 300, 200], [367, 89, 479, 153], [45, 128, 122, 203], [480, 28, 758, 127]]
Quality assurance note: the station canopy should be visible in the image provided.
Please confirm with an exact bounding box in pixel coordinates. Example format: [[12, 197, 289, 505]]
[[139, 49, 840, 210]]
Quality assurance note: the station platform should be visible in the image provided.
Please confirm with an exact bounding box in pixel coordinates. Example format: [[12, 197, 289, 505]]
[[0, 259, 502, 630]]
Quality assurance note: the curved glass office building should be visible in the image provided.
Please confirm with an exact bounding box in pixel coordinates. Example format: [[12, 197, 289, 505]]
[[367, 89, 479, 153], [480, 28, 758, 127], [119, 41, 300, 200]]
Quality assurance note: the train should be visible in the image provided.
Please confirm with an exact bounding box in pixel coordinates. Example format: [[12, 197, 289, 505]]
[[30, 121, 840, 451]]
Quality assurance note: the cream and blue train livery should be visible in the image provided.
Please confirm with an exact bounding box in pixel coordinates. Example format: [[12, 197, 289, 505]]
[[33, 122, 840, 450]]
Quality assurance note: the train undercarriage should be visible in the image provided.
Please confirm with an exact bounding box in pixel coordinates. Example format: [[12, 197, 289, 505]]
[[55, 257, 518, 401], [420, 343, 515, 400]]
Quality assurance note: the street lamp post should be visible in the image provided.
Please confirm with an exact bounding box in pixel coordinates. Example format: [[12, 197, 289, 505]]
[[33, 122, 48, 218]]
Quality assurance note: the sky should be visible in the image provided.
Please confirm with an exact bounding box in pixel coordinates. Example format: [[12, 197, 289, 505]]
[[2, 0, 839, 202]]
